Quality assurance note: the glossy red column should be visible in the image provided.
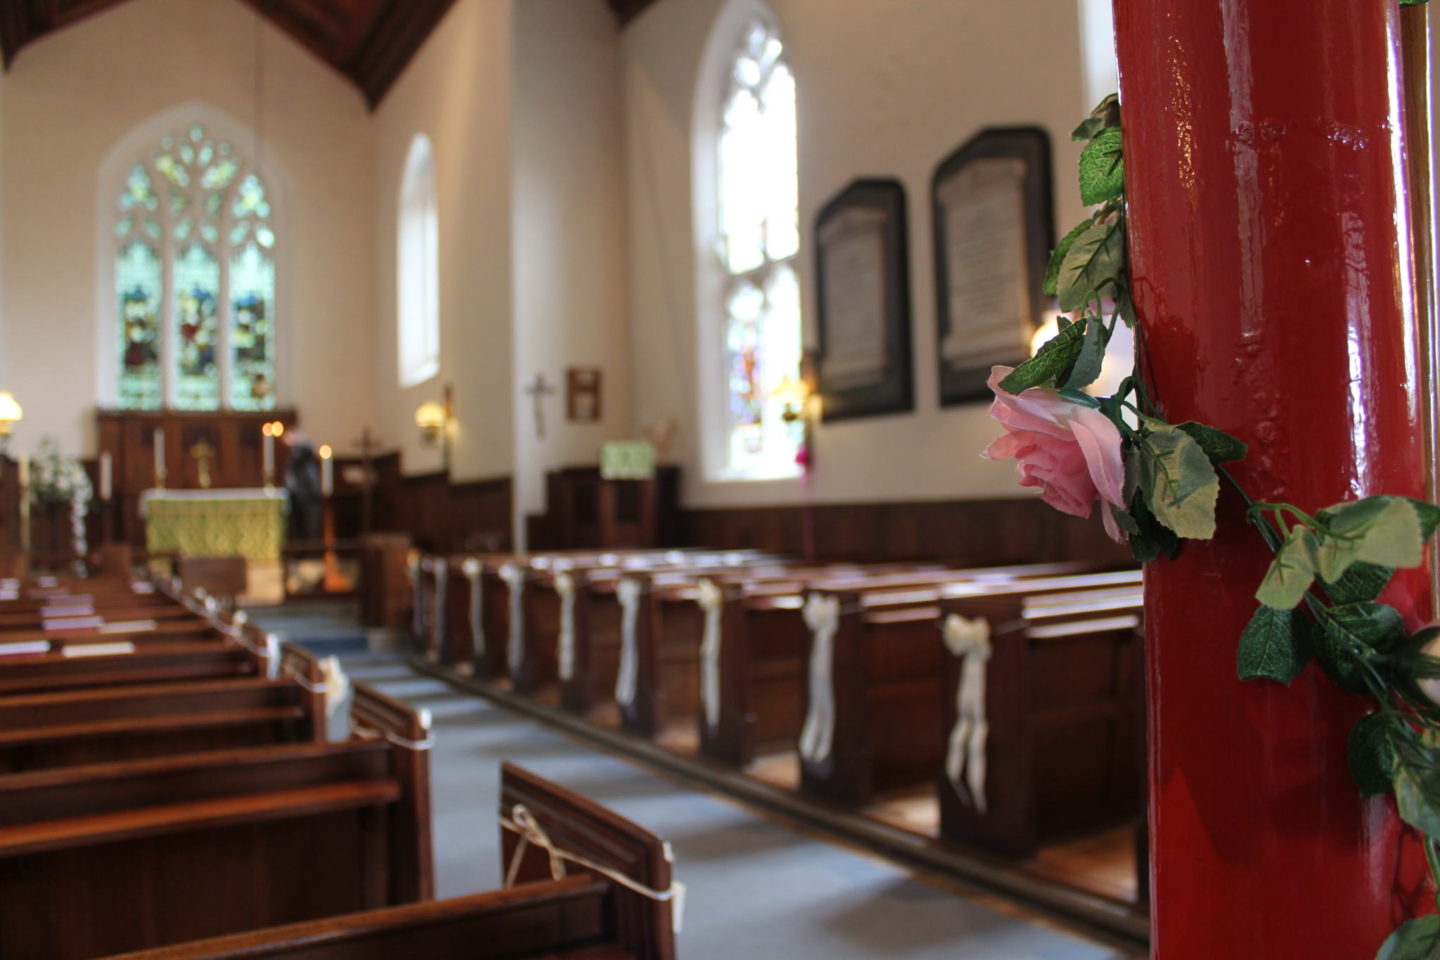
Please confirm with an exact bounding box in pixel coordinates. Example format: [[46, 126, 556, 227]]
[[1114, 1, 1431, 956]]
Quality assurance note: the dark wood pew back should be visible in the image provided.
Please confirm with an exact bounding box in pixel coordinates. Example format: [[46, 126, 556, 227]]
[[799, 576, 1143, 807], [0, 642, 260, 697], [0, 685, 432, 960], [938, 591, 1145, 858], [502, 761, 677, 960]]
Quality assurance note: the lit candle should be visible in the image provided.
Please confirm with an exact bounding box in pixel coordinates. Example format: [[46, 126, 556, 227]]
[[153, 427, 165, 482], [262, 422, 274, 482], [99, 452, 112, 502], [17, 455, 28, 491], [319, 444, 334, 497]]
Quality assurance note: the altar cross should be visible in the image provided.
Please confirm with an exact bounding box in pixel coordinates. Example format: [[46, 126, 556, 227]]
[[525, 373, 556, 439]]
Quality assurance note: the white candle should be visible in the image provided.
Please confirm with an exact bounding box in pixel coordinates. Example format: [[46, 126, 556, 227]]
[[99, 452, 112, 502], [17, 455, 28, 490], [320, 446, 334, 497], [263, 427, 274, 481], [153, 427, 165, 479]]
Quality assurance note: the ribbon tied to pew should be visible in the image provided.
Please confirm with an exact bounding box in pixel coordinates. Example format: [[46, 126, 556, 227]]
[[696, 578, 725, 734], [615, 577, 643, 707], [408, 555, 424, 641], [555, 569, 578, 682], [799, 593, 841, 768], [461, 558, 486, 659], [942, 613, 992, 814], [430, 559, 449, 662], [499, 562, 527, 677], [501, 802, 687, 934]]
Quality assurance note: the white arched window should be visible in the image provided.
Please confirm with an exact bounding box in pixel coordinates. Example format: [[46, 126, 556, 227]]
[[112, 121, 277, 410], [697, 10, 802, 480], [398, 134, 440, 387]]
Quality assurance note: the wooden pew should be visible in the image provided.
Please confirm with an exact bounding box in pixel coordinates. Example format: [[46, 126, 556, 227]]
[[103, 762, 674, 960], [936, 591, 1145, 858], [691, 563, 1112, 764], [0, 641, 262, 697], [797, 576, 1143, 807], [0, 616, 222, 656], [0, 684, 433, 960], [0, 676, 324, 774]]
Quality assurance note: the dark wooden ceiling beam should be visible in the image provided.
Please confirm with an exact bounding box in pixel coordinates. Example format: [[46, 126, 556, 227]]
[[605, 0, 661, 28], [2, 0, 467, 108]]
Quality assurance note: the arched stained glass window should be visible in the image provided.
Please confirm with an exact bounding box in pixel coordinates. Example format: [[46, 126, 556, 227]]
[[716, 18, 801, 477], [113, 123, 276, 410]]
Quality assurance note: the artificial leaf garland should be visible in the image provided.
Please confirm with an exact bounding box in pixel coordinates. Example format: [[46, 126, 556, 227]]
[[986, 85, 1440, 959]]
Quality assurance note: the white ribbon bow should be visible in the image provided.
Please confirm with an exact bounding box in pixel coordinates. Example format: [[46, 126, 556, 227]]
[[500, 562, 527, 677], [430, 559, 449, 661], [614, 577, 642, 707], [263, 632, 282, 680], [696, 578, 724, 733], [943, 613, 993, 814], [407, 556, 423, 640], [462, 558, 485, 659], [501, 802, 686, 933], [556, 571, 577, 681], [798, 593, 841, 767]]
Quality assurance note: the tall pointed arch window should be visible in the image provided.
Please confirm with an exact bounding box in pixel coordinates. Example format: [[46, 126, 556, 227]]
[[714, 18, 802, 477], [114, 123, 276, 410], [398, 134, 440, 387]]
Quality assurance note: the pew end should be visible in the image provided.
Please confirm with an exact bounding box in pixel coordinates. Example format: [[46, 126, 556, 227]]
[[501, 761, 677, 960]]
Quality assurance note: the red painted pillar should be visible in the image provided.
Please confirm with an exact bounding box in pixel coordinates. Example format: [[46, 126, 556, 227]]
[[1115, 1, 1431, 956]]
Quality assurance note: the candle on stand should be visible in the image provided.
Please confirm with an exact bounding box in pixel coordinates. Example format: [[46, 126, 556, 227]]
[[17, 455, 27, 491], [318, 444, 334, 497], [99, 452, 112, 502], [153, 427, 165, 485], [262, 422, 275, 483]]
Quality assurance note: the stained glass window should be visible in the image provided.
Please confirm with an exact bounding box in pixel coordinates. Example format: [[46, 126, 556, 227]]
[[111, 123, 277, 409], [717, 20, 801, 477]]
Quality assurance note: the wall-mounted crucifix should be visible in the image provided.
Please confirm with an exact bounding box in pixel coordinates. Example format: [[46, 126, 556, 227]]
[[525, 373, 556, 439]]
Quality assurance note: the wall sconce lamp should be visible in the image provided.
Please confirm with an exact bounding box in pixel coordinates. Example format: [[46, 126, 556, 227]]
[[0, 393, 22, 452], [773, 375, 811, 425], [415, 383, 456, 472], [414, 402, 448, 446]]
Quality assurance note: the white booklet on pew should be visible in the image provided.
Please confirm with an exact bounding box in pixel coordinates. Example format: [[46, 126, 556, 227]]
[[0, 640, 49, 657], [98, 619, 158, 634], [62, 641, 137, 658]]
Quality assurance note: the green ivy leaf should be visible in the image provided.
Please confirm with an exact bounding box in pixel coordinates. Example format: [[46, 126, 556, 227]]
[[1113, 284, 1137, 329], [1408, 498, 1440, 541], [1126, 488, 1180, 563], [1061, 318, 1109, 391], [1311, 602, 1400, 694], [1079, 127, 1125, 205], [1395, 760, 1440, 842], [1044, 220, 1094, 297], [1140, 424, 1220, 541], [1349, 713, 1396, 797], [1322, 561, 1394, 605], [1317, 497, 1426, 576], [1255, 525, 1319, 609], [1400, 0, 1432, 7], [1056, 221, 1125, 312], [1175, 422, 1248, 464], [1071, 94, 1120, 141], [1377, 915, 1440, 960], [998, 319, 1087, 394], [1236, 604, 1309, 684]]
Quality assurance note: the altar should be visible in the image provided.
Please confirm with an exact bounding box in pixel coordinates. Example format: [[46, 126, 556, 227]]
[[139, 488, 288, 561]]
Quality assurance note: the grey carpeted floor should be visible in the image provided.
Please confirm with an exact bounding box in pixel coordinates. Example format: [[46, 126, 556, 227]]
[[342, 654, 1133, 959]]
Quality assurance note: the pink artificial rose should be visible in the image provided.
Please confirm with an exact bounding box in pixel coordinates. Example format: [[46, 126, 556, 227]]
[[983, 365, 1128, 542]]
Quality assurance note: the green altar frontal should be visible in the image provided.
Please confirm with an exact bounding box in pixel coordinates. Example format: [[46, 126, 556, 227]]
[[140, 488, 288, 561]]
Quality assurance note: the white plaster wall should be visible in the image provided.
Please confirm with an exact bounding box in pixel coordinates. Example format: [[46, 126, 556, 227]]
[[0, 0, 375, 458], [511, 0, 630, 542], [372, 0, 515, 482], [621, 0, 1098, 508]]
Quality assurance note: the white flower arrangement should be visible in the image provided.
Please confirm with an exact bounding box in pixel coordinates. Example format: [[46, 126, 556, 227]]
[[30, 438, 93, 563]]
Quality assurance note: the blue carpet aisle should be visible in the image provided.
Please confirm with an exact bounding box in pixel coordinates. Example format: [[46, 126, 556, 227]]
[[340, 653, 1135, 960]]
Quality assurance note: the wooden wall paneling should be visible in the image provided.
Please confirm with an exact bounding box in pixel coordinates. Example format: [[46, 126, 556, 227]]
[[680, 497, 1132, 567]]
